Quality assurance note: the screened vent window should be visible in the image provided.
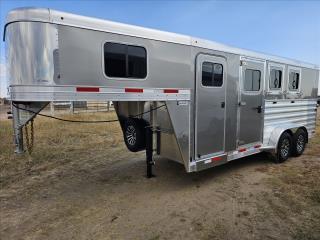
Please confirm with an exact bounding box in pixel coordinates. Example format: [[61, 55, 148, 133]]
[[244, 69, 261, 91], [288, 71, 300, 91], [202, 62, 223, 87], [269, 69, 282, 90], [104, 42, 147, 79]]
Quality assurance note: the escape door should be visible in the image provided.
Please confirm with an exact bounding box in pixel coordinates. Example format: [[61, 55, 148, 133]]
[[238, 58, 265, 146], [196, 54, 226, 159]]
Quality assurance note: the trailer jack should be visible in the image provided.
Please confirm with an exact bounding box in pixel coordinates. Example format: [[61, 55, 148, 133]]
[[145, 125, 162, 178], [11, 102, 49, 154], [145, 126, 155, 178]]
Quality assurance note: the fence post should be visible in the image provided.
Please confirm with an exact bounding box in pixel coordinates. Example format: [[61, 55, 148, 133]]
[[70, 101, 74, 113], [50, 102, 54, 116]]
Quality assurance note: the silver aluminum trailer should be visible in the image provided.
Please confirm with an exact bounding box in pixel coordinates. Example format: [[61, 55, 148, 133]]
[[4, 8, 319, 176]]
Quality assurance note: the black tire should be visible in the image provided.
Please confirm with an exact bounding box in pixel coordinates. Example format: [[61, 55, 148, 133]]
[[292, 129, 307, 157], [275, 132, 292, 163], [123, 118, 146, 152]]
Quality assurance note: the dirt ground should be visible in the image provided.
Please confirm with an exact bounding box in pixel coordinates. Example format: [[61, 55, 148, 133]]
[[0, 110, 319, 240]]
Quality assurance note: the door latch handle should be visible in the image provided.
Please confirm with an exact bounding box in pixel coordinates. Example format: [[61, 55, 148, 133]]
[[253, 106, 263, 113], [221, 102, 225, 108], [239, 101, 246, 106]]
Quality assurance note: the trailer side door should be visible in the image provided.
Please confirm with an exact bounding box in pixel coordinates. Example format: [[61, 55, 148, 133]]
[[195, 54, 227, 158], [238, 58, 265, 146]]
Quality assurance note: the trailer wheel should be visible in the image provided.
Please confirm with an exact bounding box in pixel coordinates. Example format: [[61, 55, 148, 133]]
[[292, 129, 307, 157], [123, 118, 146, 152], [275, 132, 292, 163]]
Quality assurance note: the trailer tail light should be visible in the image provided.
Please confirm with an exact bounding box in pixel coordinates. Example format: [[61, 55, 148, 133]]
[[125, 88, 144, 93], [164, 89, 179, 93], [76, 87, 100, 92], [254, 144, 261, 148], [238, 148, 246, 152], [211, 156, 222, 162]]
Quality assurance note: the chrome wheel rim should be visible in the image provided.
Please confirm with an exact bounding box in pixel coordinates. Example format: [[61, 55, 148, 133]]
[[280, 138, 290, 157], [126, 126, 136, 146], [296, 135, 304, 153]]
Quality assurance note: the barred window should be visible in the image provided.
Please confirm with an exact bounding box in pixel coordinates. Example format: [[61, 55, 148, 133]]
[[269, 69, 282, 90], [288, 71, 300, 91]]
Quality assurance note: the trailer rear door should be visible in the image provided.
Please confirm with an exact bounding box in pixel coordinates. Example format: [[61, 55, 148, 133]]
[[195, 54, 226, 158], [238, 58, 265, 146]]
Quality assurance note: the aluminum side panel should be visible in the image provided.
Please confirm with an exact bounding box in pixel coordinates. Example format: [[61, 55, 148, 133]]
[[300, 67, 319, 99], [58, 25, 193, 89], [263, 99, 317, 147], [5, 8, 319, 70], [224, 55, 239, 151], [5, 22, 58, 86], [166, 102, 191, 170]]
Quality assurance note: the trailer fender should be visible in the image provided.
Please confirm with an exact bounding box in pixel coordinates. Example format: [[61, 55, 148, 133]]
[[267, 123, 308, 153]]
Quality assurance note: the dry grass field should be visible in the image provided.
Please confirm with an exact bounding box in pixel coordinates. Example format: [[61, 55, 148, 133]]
[[0, 110, 319, 240]]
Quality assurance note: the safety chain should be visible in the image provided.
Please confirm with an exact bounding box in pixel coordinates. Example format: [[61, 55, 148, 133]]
[[24, 119, 34, 154]]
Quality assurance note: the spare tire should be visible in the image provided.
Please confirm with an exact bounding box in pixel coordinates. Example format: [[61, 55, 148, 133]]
[[123, 118, 146, 152]]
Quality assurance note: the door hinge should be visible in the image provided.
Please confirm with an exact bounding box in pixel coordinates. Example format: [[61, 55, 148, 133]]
[[240, 60, 247, 66]]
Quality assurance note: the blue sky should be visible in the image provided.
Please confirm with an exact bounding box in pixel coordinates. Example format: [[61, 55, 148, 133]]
[[0, 0, 319, 97]]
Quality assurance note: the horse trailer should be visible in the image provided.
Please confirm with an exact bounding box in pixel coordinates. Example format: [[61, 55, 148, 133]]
[[4, 8, 319, 176]]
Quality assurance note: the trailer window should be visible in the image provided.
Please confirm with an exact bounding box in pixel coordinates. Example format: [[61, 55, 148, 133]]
[[269, 69, 282, 90], [202, 62, 223, 87], [288, 71, 300, 91], [244, 69, 261, 91], [104, 42, 146, 79]]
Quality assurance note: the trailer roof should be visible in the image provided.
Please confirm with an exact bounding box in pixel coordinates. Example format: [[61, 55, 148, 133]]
[[5, 7, 320, 70]]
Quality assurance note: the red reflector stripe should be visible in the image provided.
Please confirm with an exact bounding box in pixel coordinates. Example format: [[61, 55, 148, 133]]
[[76, 87, 100, 92], [239, 148, 246, 152], [125, 88, 143, 93], [164, 89, 179, 93], [211, 156, 222, 162], [254, 144, 261, 148]]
